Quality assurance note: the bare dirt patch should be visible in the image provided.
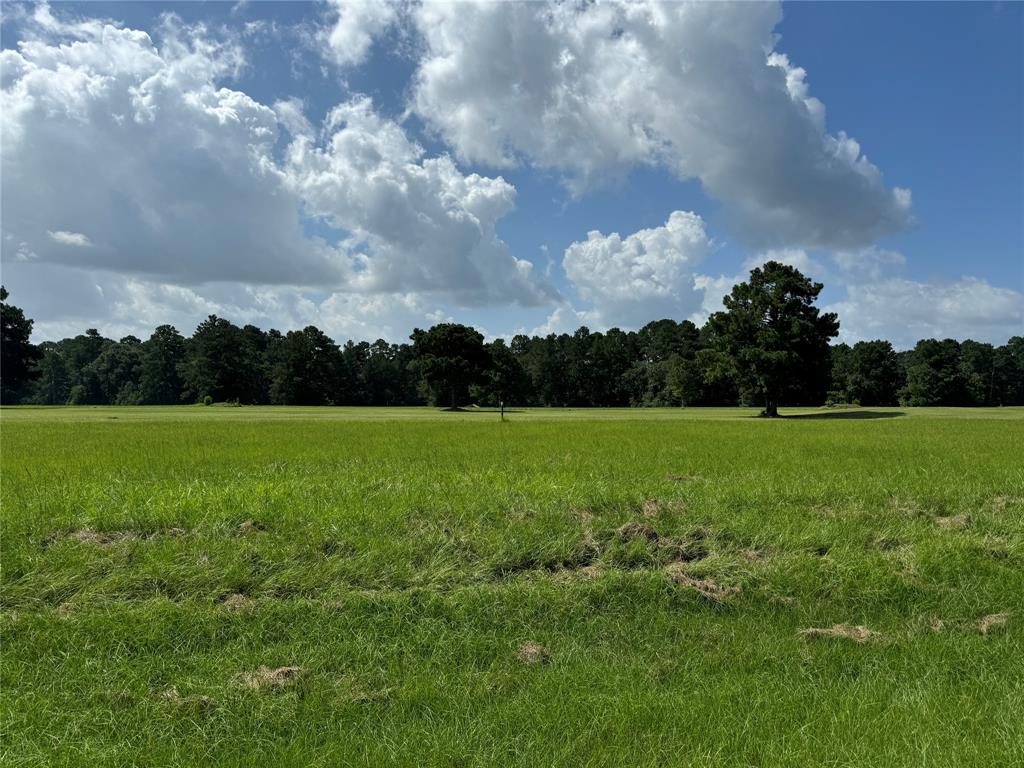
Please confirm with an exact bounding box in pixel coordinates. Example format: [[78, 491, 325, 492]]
[[664, 564, 740, 601], [234, 665, 302, 690], [798, 624, 878, 643], [516, 642, 550, 665], [935, 514, 970, 530], [977, 613, 1010, 634]]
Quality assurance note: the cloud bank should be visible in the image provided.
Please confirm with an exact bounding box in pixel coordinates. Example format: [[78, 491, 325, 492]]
[[1, 4, 552, 339], [411, 0, 912, 249], [1, 2, 1017, 348]]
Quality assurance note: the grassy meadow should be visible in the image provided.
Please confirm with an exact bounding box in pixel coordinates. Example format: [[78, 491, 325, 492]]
[[1, 405, 1022, 766]]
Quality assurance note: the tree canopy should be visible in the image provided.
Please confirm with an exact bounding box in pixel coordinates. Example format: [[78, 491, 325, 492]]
[[706, 261, 839, 416], [3, 273, 1023, 411], [1, 286, 42, 403], [410, 323, 491, 409]]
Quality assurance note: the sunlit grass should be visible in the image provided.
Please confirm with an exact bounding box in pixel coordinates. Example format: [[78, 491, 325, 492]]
[[2, 406, 1022, 766]]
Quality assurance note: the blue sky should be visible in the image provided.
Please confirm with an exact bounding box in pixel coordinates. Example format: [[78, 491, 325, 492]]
[[1, 1, 1021, 347]]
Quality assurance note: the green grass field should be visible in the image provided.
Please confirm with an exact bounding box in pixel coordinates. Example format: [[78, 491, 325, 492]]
[[2, 406, 1022, 767]]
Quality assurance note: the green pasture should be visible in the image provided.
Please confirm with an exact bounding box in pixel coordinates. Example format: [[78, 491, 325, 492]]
[[1, 406, 1022, 766]]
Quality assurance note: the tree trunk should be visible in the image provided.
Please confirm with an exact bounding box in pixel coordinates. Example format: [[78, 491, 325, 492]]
[[450, 385, 457, 410], [761, 392, 779, 418]]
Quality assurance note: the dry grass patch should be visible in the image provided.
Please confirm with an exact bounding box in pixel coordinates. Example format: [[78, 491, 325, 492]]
[[640, 498, 686, 518], [234, 666, 302, 690], [236, 519, 268, 535], [664, 564, 740, 601], [887, 496, 923, 517], [336, 678, 395, 703], [43, 526, 189, 547], [640, 499, 662, 518], [220, 593, 254, 612], [977, 613, 1010, 634], [550, 563, 605, 583], [873, 536, 904, 551], [658, 538, 708, 563], [573, 508, 600, 555], [992, 495, 1023, 511], [156, 686, 182, 702], [935, 514, 970, 530], [798, 624, 878, 643], [516, 642, 550, 665], [156, 686, 215, 712], [617, 521, 659, 543], [68, 528, 137, 546], [739, 547, 766, 562]]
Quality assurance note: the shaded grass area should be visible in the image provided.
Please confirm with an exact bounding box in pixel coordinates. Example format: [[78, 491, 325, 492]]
[[2, 407, 1023, 766]]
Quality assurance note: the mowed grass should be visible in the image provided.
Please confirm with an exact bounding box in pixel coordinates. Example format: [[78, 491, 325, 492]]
[[1, 406, 1022, 767]]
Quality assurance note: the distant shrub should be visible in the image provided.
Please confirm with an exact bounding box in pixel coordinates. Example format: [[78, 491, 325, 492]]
[[202, 395, 213, 406]]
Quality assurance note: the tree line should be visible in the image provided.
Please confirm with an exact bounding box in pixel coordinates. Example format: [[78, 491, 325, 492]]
[[2, 263, 1023, 412]]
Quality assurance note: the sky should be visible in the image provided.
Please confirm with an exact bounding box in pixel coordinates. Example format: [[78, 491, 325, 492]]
[[1, 0, 1021, 349]]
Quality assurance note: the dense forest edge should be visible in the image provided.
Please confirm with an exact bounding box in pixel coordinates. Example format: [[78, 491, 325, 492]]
[[2, 262, 1023, 412]]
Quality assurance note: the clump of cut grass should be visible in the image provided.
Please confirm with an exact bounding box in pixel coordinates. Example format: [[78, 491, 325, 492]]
[[516, 642, 550, 665], [220, 593, 254, 611], [664, 564, 740, 601], [798, 624, 879, 643], [976, 613, 1010, 634], [234, 666, 303, 690]]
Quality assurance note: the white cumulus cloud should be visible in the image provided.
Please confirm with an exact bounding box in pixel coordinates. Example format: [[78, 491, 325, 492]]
[[827, 273, 1024, 348], [320, 0, 399, 67], [47, 230, 93, 247], [282, 96, 556, 306], [561, 210, 712, 328], [1, 8, 338, 285], [0, 4, 554, 331], [410, 0, 912, 249]]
